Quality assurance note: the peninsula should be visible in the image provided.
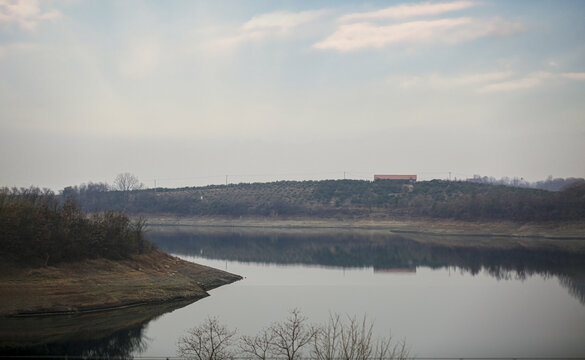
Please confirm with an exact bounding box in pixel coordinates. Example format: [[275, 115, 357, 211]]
[[0, 188, 241, 316]]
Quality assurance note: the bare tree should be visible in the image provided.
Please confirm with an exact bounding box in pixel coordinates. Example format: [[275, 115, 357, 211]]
[[313, 313, 342, 360], [340, 315, 374, 359], [113, 172, 143, 192], [312, 313, 410, 360], [239, 327, 275, 360], [177, 317, 237, 360], [176, 311, 409, 360], [269, 308, 317, 360]]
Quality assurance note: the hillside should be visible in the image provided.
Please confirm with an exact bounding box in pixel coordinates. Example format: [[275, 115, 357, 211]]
[[65, 179, 585, 223]]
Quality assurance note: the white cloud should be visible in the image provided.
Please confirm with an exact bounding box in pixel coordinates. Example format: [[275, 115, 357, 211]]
[[213, 10, 328, 50], [0, 0, 60, 31], [400, 71, 513, 89], [339, 1, 476, 22], [313, 17, 522, 52], [400, 70, 585, 93], [561, 72, 585, 81], [477, 72, 553, 93], [243, 10, 328, 32]]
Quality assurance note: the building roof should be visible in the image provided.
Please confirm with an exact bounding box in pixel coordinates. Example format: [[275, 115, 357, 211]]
[[374, 174, 417, 180]]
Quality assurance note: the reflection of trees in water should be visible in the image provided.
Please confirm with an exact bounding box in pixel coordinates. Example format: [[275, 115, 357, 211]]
[[559, 275, 585, 305], [75, 327, 149, 359], [0, 325, 147, 359], [0, 300, 194, 358], [150, 229, 585, 305]]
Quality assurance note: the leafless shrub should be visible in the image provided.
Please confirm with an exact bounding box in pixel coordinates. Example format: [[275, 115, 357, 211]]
[[312, 313, 410, 360], [239, 327, 275, 360], [269, 308, 317, 360], [177, 317, 237, 360], [178, 310, 409, 360], [312, 313, 342, 360]]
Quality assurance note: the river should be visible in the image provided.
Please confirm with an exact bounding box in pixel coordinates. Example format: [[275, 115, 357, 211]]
[[2, 226, 585, 358]]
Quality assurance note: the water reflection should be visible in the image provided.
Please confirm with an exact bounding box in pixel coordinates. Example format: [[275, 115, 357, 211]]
[[0, 300, 196, 358], [149, 226, 585, 305], [3, 227, 584, 358]]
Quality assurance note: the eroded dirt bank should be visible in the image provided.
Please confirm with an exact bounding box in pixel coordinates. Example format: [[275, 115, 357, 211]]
[[0, 250, 242, 316]]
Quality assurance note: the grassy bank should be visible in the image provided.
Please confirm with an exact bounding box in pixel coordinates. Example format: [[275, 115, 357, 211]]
[[0, 250, 241, 316]]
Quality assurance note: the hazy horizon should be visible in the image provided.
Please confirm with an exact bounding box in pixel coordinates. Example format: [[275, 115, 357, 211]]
[[1, 0, 584, 191]]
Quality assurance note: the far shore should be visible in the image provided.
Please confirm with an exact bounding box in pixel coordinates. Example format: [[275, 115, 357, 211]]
[[142, 215, 585, 240]]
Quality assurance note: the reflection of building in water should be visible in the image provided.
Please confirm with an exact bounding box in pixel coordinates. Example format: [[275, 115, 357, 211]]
[[374, 267, 416, 274]]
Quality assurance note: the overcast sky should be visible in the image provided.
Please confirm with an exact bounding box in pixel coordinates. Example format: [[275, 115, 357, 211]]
[[1, 0, 584, 190]]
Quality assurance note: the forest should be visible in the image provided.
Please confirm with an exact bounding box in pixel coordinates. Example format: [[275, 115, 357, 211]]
[[0, 187, 153, 267], [60, 178, 585, 223]]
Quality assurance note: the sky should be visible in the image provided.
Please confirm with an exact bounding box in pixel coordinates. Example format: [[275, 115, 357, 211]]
[[1, 0, 584, 190]]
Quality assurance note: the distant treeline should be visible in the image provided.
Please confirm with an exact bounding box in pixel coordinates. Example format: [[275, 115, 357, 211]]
[[0, 187, 153, 267], [61, 179, 585, 222], [467, 175, 584, 191]]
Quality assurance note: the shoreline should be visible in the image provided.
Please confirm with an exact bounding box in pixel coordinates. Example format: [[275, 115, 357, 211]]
[[0, 250, 242, 317], [142, 215, 585, 240]]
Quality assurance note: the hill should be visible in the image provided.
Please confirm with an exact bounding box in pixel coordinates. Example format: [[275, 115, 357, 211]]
[[64, 179, 585, 223]]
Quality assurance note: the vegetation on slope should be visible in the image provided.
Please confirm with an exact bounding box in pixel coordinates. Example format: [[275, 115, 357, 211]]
[[0, 187, 153, 267], [64, 180, 585, 223]]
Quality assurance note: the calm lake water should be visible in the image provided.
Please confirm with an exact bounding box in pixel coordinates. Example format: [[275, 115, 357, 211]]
[[2, 226, 585, 358]]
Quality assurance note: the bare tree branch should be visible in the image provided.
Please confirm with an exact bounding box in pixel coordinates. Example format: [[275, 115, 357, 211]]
[[239, 328, 275, 360], [177, 317, 236, 360], [113, 172, 143, 192], [269, 308, 317, 360]]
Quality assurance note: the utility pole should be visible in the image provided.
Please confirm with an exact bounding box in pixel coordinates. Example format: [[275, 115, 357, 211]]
[[225, 175, 228, 186], [449, 172, 452, 181], [344, 171, 346, 180]]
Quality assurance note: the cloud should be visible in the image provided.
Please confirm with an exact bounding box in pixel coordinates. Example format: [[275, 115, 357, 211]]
[[400, 71, 513, 89], [400, 70, 585, 93], [339, 0, 476, 22], [213, 10, 328, 50], [476, 71, 585, 93], [477, 72, 553, 93], [561, 72, 585, 81], [313, 17, 523, 52], [243, 10, 328, 32], [0, 0, 61, 31]]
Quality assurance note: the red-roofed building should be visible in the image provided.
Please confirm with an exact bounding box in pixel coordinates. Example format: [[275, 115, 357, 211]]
[[374, 174, 417, 182]]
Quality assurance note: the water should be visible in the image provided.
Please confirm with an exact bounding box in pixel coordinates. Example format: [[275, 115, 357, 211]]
[[2, 226, 585, 358]]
